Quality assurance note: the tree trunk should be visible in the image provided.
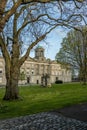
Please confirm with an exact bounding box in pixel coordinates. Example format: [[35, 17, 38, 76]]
[[3, 65, 20, 100], [82, 70, 86, 85]]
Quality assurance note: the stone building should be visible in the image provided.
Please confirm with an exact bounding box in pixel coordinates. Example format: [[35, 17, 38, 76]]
[[0, 57, 6, 85], [0, 46, 72, 85], [20, 46, 72, 85]]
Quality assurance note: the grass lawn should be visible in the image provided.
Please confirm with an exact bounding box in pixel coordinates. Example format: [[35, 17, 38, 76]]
[[0, 83, 87, 119]]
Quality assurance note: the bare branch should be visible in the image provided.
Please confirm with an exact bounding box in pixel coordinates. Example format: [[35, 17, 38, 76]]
[[0, 36, 10, 62], [21, 0, 84, 4], [19, 25, 57, 66]]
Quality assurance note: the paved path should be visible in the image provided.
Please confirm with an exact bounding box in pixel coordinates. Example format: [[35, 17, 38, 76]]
[[55, 102, 87, 122], [0, 112, 87, 130]]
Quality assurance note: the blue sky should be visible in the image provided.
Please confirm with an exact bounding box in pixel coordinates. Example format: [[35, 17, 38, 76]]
[[30, 27, 68, 60]]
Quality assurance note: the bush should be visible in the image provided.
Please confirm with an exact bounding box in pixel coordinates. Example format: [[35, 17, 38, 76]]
[[55, 80, 63, 84]]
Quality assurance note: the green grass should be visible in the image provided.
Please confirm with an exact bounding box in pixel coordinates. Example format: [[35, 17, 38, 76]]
[[0, 83, 87, 119]]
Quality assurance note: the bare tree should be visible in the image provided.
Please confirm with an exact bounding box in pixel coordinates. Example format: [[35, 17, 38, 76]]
[[0, 0, 85, 32], [0, 2, 62, 100]]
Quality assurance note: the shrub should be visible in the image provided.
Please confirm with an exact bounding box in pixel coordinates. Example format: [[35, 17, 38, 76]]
[[55, 80, 63, 84]]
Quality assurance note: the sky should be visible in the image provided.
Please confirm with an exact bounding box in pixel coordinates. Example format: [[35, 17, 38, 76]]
[[30, 27, 68, 60]]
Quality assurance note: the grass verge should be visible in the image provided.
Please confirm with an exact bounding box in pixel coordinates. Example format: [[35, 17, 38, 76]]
[[0, 83, 87, 119]]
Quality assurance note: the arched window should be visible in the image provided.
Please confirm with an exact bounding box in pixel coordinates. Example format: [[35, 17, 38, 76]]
[[41, 50, 43, 57]]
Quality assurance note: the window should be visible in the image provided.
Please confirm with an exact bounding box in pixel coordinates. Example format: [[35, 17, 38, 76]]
[[41, 51, 43, 57], [56, 77, 58, 81], [31, 69, 34, 74], [27, 72, 29, 75], [0, 70, 2, 74], [0, 69, 3, 75]]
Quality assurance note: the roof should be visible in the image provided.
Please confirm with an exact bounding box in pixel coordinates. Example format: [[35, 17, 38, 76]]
[[35, 46, 44, 50]]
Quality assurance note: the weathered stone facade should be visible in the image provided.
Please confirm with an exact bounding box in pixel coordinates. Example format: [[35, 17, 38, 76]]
[[0, 46, 72, 85], [0, 57, 6, 85]]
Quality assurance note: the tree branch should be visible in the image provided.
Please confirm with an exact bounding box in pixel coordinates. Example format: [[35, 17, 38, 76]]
[[19, 25, 57, 66], [0, 36, 11, 64], [21, 0, 84, 4], [17, 14, 48, 35]]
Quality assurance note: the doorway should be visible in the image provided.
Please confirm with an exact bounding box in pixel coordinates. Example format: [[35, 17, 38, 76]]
[[37, 80, 39, 84], [27, 77, 30, 84]]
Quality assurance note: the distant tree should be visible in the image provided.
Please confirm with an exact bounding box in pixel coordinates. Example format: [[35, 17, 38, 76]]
[[55, 26, 87, 84], [20, 71, 25, 82]]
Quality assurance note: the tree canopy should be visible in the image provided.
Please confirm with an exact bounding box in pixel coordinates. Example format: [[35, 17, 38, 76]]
[[55, 26, 87, 84]]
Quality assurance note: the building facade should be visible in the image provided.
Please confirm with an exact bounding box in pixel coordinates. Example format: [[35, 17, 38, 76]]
[[0, 46, 72, 85]]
